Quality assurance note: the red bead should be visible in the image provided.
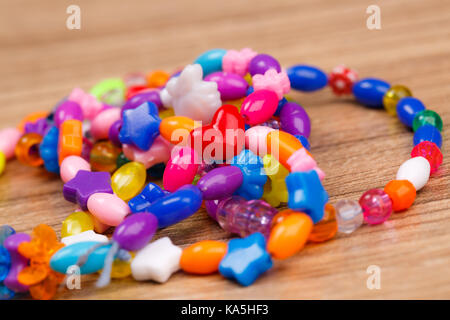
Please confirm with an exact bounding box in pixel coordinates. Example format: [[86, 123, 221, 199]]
[[328, 65, 358, 95], [411, 141, 443, 173]]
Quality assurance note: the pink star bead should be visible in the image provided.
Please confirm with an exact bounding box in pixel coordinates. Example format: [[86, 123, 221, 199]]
[[286, 148, 325, 180], [252, 69, 291, 100], [222, 48, 258, 77], [68, 88, 104, 120]]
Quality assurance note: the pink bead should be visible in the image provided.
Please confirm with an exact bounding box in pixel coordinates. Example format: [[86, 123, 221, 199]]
[[122, 136, 173, 169], [163, 146, 199, 192], [359, 189, 392, 225], [68, 88, 104, 120], [244, 126, 275, 157], [87, 192, 130, 226], [0, 127, 22, 159], [287, 148, 325, 180], [240, 89, 279, 125], [328, 65, 358, 95], [252, 69, 290, 100], [411, 141, 443, 173], [90, 108, 121, 140], [222, 48, 258, 76], [60, 155, 91, 183]]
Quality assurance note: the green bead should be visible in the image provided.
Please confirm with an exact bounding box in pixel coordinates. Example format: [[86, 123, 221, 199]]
[[412, 110, 443, 132], [90, 78, 126, 106], [383, 85, 412, 115], [116, 152, 131, 169]]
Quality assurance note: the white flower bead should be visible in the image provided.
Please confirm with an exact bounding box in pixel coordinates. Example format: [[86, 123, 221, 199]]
[[396, 156, 430, 191], [160, 64, 222, 124], [131, 237, 182, 283], [61, 230, 109, 246]]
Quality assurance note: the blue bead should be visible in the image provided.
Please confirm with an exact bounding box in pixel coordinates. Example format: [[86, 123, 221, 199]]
[[0, 246, 11, 282], [274, 97, 288, 117], [0, 225, 15, 245], [0, 283, 15, 300], [231, 150, 267, 200], [352, 78, 390, 108], [246, 86, 254, 96], [294, 135, 310, 151], [396, 97, 426, 127], [413, 124, 442, 148], [286, 170, 328, 223], [219, 232, 272, 286], [128, 182, 168, 213], [287, 65, 328, 92], [194, 49, 227, 76], [39, 126, 60, 174]]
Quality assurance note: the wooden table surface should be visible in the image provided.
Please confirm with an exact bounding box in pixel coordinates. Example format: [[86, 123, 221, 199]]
[[0, 0, 449, 299]]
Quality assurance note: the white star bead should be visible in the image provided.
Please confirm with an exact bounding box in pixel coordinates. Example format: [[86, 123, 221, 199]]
[[131, 237, 182, 283], [160, 64, 222, 124], [61, 230, 109, 246]]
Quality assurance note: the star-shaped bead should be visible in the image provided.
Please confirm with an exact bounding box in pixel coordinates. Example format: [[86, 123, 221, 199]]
[[119, 102, 161, 151], [286, 170, 329, 223], [63, 170, 113, 210], [219, 232, 272, 286], [231, 149, 267, 200]]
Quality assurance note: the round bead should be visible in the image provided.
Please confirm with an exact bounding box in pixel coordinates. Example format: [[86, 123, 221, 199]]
[[14, 133, 44, 167], [328, 65, 358, 95], [396, 97, 426, 127], [352, 78, 390, 108], [382, 85, 412, 115], [396, 156, 430, 191], [308, 203, 338, 243], [248, 54, 281, 76], [111, 161, 147, 201], [413, 124, 442, 148], [384, 180, 416, 212], [61, 211, 95, 238], [412, 110, 443, 132], [359, 189, 392, 225], [411, 141, 443, 173], [0, 151, 5, 176], [90, 140, 121, 172], [335, 199, 363, 234]]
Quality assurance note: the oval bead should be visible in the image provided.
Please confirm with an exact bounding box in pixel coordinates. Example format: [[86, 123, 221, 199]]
[[204, 72, 248, 100], [279, 101, 311, 138], [267, 213, 313, 259], [396, 97, 426, 127], [286, 65, 328, 92], [54, 100, 84, 128], [244, 126, 275, 157], [122, 91, 162, 115], [384, 180, 416, 212], [396, 156, 430, 191], [249, 54, 281, 76], [111, 161, 147, 201], [61, 211, 95, 238], [194, 49, 227, 76], [60, 155, 91, 183], [0, 151, 5, 175], [180, 240, 228, 274], [113, 212, 158, 251], [159, 116, 195, 145], [240, 89, 279, 125], [266, 130, 307, 170], [163, 147, 199, 192], [90, 108, 121, 140], [413, 124, 442, 148], [87, 193, 131, 226], [352, 78, 390, 108], [197, 166, 243, 200], [0, 127, 22, 159]]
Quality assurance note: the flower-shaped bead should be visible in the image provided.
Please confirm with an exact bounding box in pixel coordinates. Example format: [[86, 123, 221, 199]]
[[252, 69, 290, 100], [328, 65, 358, 96], [222, 48, 258, 76]]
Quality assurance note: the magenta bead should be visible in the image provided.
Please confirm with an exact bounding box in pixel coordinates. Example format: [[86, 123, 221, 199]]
[[359, 189, 392, 225], [411, 141, 443, 173], [240, 89, 279, 125], [54, 100, 84, 128]]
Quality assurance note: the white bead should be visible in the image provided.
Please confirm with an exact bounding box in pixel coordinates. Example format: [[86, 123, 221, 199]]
[[131, 237, 182, 283], [61, 230, 108, 246], [396, 156, 430, 190]]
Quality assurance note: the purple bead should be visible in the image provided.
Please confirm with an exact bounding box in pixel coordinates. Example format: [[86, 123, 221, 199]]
[[3, 233, 30, 293], [359, 189, 392, 225], [205, 199, 220, 221], [121, 90, 162, 116], [217, 196, 277, 238], [204, 72, 248, 100], [249, 54, 281, 76], [108, 120, 122, 147], [81, 138, 93, 162], [113, 212, 158, 251], [280, 102, 311, 138], [197, 166, 243, 200], [54, 100, 84, 127], [24, 118, 51, 136]]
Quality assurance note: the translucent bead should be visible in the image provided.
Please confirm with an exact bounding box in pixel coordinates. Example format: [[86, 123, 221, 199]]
[[411, 141, 443, 173], [384, 180, 416, 212], [110, 253, 134, 279], [0, 151, 5, 176], [61, 211, 95, 238], [335, 199, 363, 234], [382, 85, 412, 115], [90, 140, 121, 172], [216, 196, 277, 238], [308, 203, 338, 242], [412, 110, 443, 132], [14, 133, 44, 167], [396, 156, 430, 190], [359, 189, 392, 225], [111, 161, 146, 201]]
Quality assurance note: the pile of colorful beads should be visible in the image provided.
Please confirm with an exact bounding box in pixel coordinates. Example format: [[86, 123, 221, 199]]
[[0, 48, 444, 300]]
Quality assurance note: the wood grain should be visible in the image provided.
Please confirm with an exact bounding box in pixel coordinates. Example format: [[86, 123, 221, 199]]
[[0, 0, 449, 299]]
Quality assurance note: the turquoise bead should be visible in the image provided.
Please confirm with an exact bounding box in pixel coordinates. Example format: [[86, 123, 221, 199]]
[[194, 49, 226, 76]]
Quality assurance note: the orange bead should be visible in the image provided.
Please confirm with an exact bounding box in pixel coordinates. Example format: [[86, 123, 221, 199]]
[[384, 180, 416, 212], [308, 203, 338, 243], [270, 209, 296, 228], [267, 212, 313, 259], [266, 130, 310, 170], [147, 70, 170, 88], [160, 116, 195, 145], [90, 140, 121, 172], [58, 120, 83, 164], [180, 240, 228, 274], [15, 133, 44, 167], [17, 111, 49, 133]]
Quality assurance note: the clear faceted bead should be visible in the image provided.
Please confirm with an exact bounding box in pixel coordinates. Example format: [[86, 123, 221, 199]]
[[335, 199, 363, 234]]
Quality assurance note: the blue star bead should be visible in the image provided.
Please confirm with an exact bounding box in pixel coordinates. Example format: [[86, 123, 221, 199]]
[[286, 170, 329, 223], [128, 182, 169, 213], [39, 126, 60, 174], [231, 149, 267, 200], [119, 102, 161, 151], [219, 232, 272, 286]]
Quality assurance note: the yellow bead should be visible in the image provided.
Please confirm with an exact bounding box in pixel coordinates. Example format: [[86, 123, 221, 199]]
[[0, 151, 5, 175], [262, 154, 289, 207], [244, 73, 252, 86], [111, 161, 146, 201], [61, 211, 95, 238], [110, 253, 134, 278], [383, 85, 412, 115], [158, 108, 175, 119]]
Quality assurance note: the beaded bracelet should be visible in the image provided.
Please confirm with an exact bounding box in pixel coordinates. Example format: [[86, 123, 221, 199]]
[[0, 48, 444, 300]]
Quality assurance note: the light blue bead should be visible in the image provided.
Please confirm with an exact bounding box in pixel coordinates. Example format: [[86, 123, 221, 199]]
[[396, 97, 426, 127], [231, 150, 267, 200], [194, 49, 226, 76], [413, 124, 442, 148], [0, 225, 15, 245], [287, 65, 328, 92], [39, 126, 60, 174], [352, 78, 390, 108]]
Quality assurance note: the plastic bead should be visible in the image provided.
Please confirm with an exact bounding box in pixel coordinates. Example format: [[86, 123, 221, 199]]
[[90, 78, 126, 106], [122, 90, 161, 115], [411, 141, 443, 173], [194, 49, 227, 76], [412, 110, 443, 132], [90, 140, 121, 172], [216, 196, 277, 238], [180, 240, 227, 275], [15, 133, 44, 167], [58, 119, 83, 165], [252, 69, 290, 100], [111, 161, 147, 201], [383, 85, 412, 115], [110, 253, 134, 279], [123, 136, 172, 169], [279, 102, 311, 138], [147, 70, 170, 88], [24, 118, 50, 136], [262, 154, 288, 207], [287, 65, 328, 92], [60, 155, 91, 183], [113, 213, 158, 251], [91, 108, 121, 140], [163, 147, 199, 192], [240, 89, 279, 125], [328, 65, 358, 95], [53, 100, 83, 128], [87, 193, 131, 226], [0, 152, 5, 176], [266, 130, 306, 170], [396, 97, 425, 127], [384, 180, 416, 212], [267, 213, 313, 259], [128, 183, 168, 213], [61, 211, 95, 238], [352, 78, 390, 108], [68, 88, 103, 121], [39, 126, 60, 173], [359, 189, 392, 225], [222, 48, 257, 76], [287, 148, 325, 180], [3, 233, 30, 293], [308, 204, 338, 243], [335, 199, 363, 234], [124, 72, 147, 87], [17, 111, 49, 133], [0, 128, 22, 159], [197, 166, 243, 200], [244, 125, 275, 157], [248, 54, 281, 76], [396, 156, 430, 191], [62, 230, 108, 246], [159, 116, 195, 145], [146, 162, 166, 179], [413, 124, 442, 148], [204, 72, 249, 100], [219, 232, 272, 286]]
